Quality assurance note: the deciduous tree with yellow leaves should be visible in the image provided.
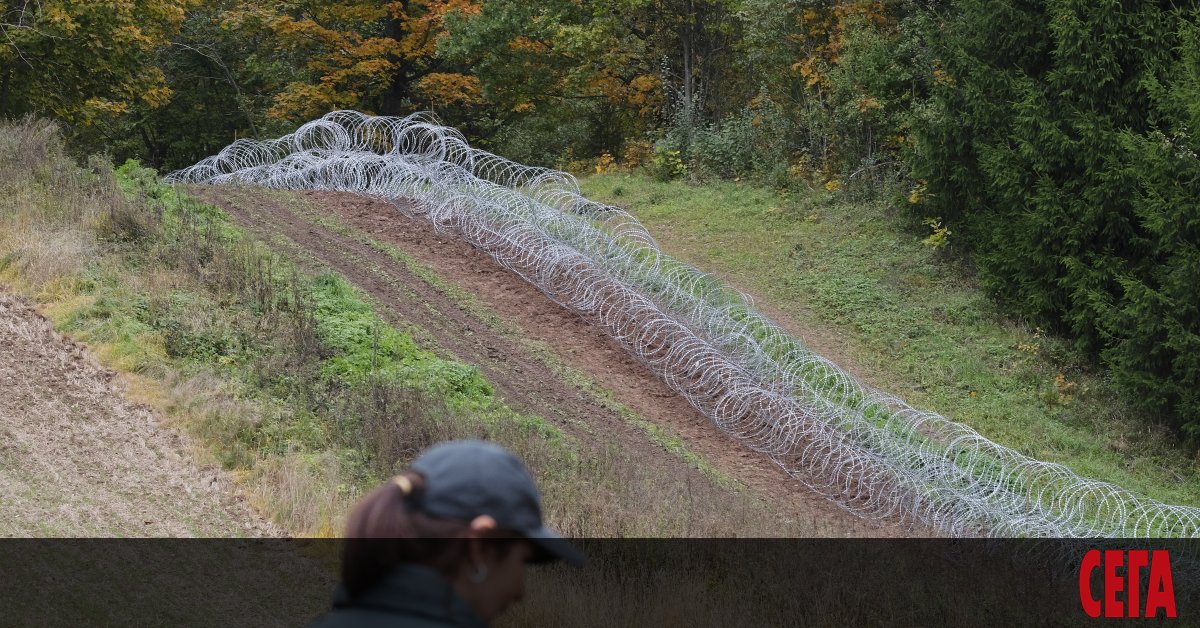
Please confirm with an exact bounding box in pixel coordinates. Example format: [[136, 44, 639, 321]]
[[223, 0, 480, 123], [1, 0, 189, 127]]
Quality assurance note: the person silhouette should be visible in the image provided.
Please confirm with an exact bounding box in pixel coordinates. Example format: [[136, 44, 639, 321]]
[[310, 440, 585, 627]]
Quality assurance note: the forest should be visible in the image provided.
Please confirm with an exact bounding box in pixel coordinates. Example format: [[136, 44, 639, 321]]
[[3, 0, 1199, 437]]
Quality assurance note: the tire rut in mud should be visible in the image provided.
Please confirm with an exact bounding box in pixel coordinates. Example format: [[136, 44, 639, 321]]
[[192, 185, 916, 537]]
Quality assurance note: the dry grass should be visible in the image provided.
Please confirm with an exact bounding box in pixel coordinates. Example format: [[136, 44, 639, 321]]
[[254, 453, 357, 537], [0, 120, 100, 292], [0, 116, 64, 187], [0, 117, 147, 295], [0, 224, 95, 288], [0, 118, 839, 544]]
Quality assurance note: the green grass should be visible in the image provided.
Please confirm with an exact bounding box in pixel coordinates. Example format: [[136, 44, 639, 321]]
[[580, 172, 1200, 509], [306, 271, 493, 400], [2, 132, 815, 538], [283, 196, 743, 491], [2, 153, 575, 534]]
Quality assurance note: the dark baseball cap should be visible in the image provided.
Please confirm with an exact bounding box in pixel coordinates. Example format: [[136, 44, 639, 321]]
[[409, 440, 585, 566]]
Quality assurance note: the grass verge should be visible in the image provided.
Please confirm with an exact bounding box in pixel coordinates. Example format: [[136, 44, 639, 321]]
[[0, 119, 817, 537], [580, 171, 1200, 508], [281, 193, 741, 492]]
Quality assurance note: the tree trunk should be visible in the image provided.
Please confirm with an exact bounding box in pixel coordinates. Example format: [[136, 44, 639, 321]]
[[682, 0, 695, 106], [380, 1, 411, 115], [0, 67, 10, 117]]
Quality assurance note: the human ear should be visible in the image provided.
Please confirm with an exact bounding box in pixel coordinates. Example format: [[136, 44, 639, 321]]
[[468, 515, 497, 534], [465, 515, 497, 569]]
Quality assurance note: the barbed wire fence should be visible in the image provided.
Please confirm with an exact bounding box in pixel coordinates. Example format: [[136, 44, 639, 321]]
[[168, 110, 1200, 539]]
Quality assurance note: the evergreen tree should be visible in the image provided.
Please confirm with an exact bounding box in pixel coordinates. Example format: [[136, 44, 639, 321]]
[[913, 1, 1200, 432]]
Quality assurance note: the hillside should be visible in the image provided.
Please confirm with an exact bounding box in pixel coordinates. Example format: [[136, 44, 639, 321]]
[[0, 292, 269, 536], [0, 119, 905, 539], [187, 184, 907, 537], [164, 110, 1200, 537], [581, 172, 1200, 508], [0, 285, 335, 623], [4, 110, 1199, 542]]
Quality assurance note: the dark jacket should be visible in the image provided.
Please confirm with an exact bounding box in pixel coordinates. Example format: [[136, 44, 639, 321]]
[[309, 564, 487, 628]]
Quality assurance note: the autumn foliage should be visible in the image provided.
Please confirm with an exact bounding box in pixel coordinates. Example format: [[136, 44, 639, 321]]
[[217, 0, 479, 122], [4, 0, 1200, 434], [0, 0, 189, 126]]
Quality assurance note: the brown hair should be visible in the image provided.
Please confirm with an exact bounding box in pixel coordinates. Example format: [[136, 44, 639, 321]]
[[340, 472, 520, 598]]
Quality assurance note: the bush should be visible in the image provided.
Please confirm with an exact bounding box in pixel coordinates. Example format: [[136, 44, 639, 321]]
[[620, 140, 653, 169], [690, 114, 757, 179], [467, 105, 593, 168], [683, 90, 794, 185], [650, 141, 687, 181]]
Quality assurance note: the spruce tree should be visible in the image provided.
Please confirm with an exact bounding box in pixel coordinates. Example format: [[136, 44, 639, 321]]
[[913, 1, 1200, 432]]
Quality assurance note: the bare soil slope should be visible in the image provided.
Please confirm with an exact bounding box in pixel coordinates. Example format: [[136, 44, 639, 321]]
[[194, 186, 920, 537], [0, 292, 272, 536]]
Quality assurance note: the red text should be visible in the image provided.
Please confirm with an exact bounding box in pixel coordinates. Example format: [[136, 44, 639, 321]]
[[1079, 549, 1176, 619]]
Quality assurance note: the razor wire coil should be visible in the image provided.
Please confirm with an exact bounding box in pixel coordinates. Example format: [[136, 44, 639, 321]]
[[168, 110, 1200, 539]]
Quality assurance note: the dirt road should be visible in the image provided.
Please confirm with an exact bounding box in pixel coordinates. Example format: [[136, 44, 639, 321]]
[[194, 186, 921, 537]]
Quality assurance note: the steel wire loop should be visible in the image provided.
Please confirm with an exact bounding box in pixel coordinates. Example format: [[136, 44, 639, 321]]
[[169, 110, 1200, 538]]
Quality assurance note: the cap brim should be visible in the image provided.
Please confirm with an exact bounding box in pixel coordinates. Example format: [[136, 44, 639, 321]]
[[525, 526, 586, 567]]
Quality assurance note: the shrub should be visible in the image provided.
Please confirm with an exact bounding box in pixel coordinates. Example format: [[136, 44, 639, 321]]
[[690, 114, 755, 180], [685, 89, 794, 184], [650, 141, 688, 181], [620, 140, 653, 169]]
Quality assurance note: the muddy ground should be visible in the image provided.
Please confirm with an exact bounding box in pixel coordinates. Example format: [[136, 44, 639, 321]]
[[194, 185, 921, 537]]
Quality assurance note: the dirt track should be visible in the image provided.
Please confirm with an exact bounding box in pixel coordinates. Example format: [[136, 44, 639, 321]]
[[193, 186, 920, 537], [0, 293, 273, 536]]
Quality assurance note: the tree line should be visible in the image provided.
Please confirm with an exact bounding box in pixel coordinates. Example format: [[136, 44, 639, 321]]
[[3, 0, 1199, 437]]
